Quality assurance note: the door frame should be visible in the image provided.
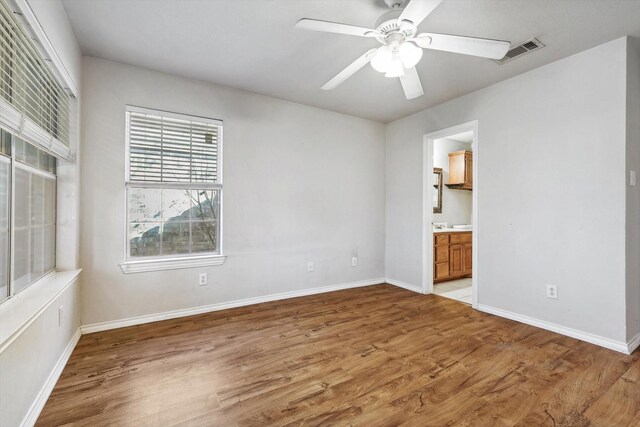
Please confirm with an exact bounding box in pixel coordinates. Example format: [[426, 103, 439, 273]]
[[422, 120, 479, 308]]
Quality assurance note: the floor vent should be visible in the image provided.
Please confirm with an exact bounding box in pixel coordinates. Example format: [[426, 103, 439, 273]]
[[494, 38, 544, 65]]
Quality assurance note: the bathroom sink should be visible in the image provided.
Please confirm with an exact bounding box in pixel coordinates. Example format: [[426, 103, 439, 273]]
[[452, 224, 473, 230]]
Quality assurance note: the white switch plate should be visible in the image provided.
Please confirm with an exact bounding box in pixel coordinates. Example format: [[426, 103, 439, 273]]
[[631, 170, 637, 187], [199, 273, 208, 286], [546, 284, 558, 299], [58, 305, 64, 326], [351, 257, 358, 267], [307, 262, 314, 272]]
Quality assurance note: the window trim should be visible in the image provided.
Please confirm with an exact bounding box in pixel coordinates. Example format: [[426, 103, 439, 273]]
[[120, 106, 224, 274], [120, 254, 226, 274]]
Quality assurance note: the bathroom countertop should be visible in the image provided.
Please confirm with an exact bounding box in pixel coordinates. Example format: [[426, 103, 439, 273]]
[[433, 228, 473, 233]]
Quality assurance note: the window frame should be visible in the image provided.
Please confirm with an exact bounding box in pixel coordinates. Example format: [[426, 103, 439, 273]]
[[120, 106, 225, 274], [0, 134, 57, 304], [0, 151, 9, 304]]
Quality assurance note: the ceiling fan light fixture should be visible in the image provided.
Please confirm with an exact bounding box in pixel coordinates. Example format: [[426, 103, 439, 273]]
[[384, 54, 405, 78], [371, 46, 392, 72], [399, 41, 422, 68], [372, 41, 422, 77]]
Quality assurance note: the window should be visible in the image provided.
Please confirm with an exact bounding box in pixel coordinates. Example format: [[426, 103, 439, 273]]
[[0, 130, 57, 303], [121, 106, 224, 273], [0, 0, 72, 304]]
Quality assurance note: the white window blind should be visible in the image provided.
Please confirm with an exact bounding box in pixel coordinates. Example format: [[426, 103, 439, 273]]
[[0, 0, 72, 160], [127, 108, 220, 184]]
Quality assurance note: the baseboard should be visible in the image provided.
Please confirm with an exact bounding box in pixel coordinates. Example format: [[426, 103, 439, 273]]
[[385, 278, 423, 294], [477, 304, 630, 354], [627, 332, 640, 354], [81, 278, 385, 334], [20, 327, 81, 427]]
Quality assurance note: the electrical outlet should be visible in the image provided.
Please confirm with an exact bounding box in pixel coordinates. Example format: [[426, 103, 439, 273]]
[[58, 305, 64, 326], [199, 273, 208, 286], [351, 257, 358, 267], [307, 262, 314, 272], [546, 284, 558, 299]]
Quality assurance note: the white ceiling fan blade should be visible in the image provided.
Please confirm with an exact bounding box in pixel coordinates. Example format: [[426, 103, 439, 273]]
[[414, 33, 510, 59], [399, 66, 424, 100], [295, 18, 379, 38], [322, 49, 377, 91], [398, 0, 442, 28]]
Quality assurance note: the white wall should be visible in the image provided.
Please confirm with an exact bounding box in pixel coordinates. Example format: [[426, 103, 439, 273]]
[[626, 38, 640, 342], [433, 138, 472, 226], [386, 38, 629, 343], [0, 280, 80, 427], [0, 1, 82, 426], [80, 57, 385, 326]]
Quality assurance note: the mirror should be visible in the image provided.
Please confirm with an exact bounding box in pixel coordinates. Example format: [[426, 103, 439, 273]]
[[433, 167, 443, 214]]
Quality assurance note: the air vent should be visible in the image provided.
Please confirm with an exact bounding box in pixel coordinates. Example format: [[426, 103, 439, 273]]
[[494, 38, 544, 65]]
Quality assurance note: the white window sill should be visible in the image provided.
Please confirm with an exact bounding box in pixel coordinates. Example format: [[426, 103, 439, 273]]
[[120, 255, 226, 274], [0, 269, 82, 353]]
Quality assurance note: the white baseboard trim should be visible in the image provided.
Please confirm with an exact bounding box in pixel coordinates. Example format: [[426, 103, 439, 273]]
[[81, 278, 385, 334], [627, 332, 640, 354], [477, 304, 630, 354], [20, 327, 81, 427], [385, 278, 423, 294]]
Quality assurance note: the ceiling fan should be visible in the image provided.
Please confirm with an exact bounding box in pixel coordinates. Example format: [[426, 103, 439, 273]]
[[295, 0, 511, 100]]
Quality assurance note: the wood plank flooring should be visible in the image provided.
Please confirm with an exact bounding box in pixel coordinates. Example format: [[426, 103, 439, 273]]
[[38, 284, 640, 426]]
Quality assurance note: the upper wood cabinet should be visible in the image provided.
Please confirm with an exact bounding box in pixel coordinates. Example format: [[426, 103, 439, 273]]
[[446, 150, 473, 190]]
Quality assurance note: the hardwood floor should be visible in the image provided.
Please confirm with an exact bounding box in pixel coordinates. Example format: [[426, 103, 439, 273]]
[[38, 284, 639, 426]]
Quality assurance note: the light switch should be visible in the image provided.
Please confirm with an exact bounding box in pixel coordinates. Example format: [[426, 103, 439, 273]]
[[631, 170, 637, 187]]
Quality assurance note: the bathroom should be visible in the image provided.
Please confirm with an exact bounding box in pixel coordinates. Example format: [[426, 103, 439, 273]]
[[432, 131, 473, 304]]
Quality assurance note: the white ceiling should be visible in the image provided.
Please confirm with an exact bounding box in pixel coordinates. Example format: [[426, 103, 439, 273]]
[[61, 0, 640, 123]]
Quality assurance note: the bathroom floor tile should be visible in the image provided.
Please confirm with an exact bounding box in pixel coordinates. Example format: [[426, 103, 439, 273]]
[[434, 278, 472, 305]]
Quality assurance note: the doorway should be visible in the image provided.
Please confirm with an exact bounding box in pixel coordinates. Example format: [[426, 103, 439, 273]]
[[423, 121, 478, 308]]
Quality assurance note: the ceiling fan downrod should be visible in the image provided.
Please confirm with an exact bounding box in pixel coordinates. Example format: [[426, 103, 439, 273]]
[[384, 0, 406, 9]]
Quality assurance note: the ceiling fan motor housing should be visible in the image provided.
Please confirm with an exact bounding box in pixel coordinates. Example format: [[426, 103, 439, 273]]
[[375, 10, 416, 42]]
